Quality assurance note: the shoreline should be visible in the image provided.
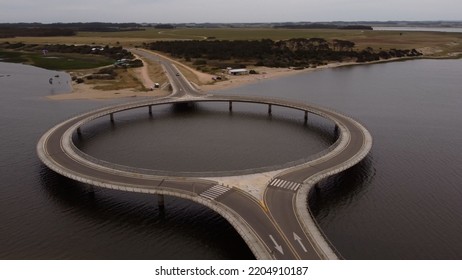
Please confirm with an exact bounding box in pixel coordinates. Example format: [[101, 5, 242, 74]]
[[190, 54, 462, 93], [48, 52, 171, 101], [48, 82, 170, 101], [47, 54, 458, 101], [199, 62, 356, 92]]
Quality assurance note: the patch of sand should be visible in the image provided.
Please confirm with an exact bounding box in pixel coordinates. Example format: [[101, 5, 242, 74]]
[[141, 49, 362, 93], [49, 82, 169, 100], [417, 47, 444, 55], [200, 62, 364, 92], [49, 52, 169, 100], [132, 54, 155, 89], [48, 49, 412, 101]]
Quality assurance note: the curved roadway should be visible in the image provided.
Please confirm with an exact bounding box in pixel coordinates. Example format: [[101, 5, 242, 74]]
[[37, 49, 372, 260]]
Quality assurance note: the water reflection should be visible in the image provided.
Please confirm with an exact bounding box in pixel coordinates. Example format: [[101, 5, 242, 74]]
[[75, 103, 334, 174], [310, 155, 376, 218], [38, 165, 255, 260]]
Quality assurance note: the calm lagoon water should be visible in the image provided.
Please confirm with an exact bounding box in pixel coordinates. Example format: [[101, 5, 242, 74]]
[[218, 59, 462, 259], [1, 59, 461, 259]]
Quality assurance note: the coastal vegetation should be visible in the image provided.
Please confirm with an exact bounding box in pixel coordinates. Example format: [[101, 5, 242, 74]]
[[0, 42, 138, 70], [0, 42, 147, 93], [145, 38, 422, 71], [0, 23, 460, 95], [1, 25, 460, 58]]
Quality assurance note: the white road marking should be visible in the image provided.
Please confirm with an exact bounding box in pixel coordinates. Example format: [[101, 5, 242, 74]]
[[269, 235, 284, 255], [294, 232, 308, 253], [270, 179, 302, 191], [200, 185, 231, 200]]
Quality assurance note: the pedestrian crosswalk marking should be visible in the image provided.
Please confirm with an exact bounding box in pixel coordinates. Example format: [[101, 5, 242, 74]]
[[273, 179, 283, 187], [269, 179, 302, 191], [200, 185, 231, 200]]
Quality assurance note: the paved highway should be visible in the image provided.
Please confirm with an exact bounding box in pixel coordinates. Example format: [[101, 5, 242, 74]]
[[131, 49, 203, 98], [37, 49, 372, 259]]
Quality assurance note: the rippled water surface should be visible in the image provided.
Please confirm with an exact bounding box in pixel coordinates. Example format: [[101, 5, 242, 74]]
[[1, 59, 462, 259]]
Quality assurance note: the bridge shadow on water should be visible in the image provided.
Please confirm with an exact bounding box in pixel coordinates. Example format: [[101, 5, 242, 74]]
[[38, 166, 255, 260], [309, 155, 376, 218], [171, 101, 198, 111], [41, 100, 350, 259], [307, 155, 376, 259]]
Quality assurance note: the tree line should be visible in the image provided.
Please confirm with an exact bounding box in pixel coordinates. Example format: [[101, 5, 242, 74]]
[[0, 27, 75, 38], [145, 38, 422, 69], [0, 23, 144, 38]]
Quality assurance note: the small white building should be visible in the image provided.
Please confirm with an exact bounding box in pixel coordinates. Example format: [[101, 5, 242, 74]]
[[228, 68, 249, 75]]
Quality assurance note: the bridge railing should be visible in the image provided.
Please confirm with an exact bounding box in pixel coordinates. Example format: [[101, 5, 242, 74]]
[[46, 95, 372, 260], [67, 96, 346, 178]]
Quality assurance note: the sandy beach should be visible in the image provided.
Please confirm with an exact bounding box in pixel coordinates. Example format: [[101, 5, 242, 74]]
[[49, 82, 170, 100], [199, 63, 347, 92], [48, 50, 398, 101]]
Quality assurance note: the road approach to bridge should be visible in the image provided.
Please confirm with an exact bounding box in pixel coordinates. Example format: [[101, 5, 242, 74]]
[[37, 49, 372, 259]]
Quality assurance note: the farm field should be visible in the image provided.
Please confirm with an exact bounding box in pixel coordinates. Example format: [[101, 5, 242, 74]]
[[1, 27, 461, 57]]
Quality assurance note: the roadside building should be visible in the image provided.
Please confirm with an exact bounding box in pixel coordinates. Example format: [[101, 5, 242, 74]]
[[228, 68, 249, 75]]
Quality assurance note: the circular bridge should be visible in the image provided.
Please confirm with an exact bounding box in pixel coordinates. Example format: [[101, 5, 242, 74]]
[[37, 93, 372, 260]]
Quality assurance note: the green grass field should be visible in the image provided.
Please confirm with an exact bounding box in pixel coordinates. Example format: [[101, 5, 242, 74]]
[[0, 50, 114, 70], [78, 28, 360, 40], [76, 28, 462, 56], [0, 50, 28, 63], [1, 27, 461, 58], [31, 53, 114, 70]]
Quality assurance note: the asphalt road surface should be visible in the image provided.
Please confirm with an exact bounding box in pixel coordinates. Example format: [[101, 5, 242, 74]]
[[37, 49, 372, 259]]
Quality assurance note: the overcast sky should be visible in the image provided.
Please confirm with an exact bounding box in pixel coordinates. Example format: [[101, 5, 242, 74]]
[[1, 0, 461, 23]]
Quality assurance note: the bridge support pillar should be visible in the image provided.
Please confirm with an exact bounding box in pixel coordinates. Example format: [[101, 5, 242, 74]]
[[77, 127, 82, 136], [304, 111, 308, 124], [110, 113, 114, 123], [229, 101, 233, 112], [157, 194, 165, 210], [334, 125, 339, 134], [149, 105, 152, 116], [268, 104, 272, 115]]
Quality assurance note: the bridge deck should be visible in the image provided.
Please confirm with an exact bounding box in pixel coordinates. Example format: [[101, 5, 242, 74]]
[[37, 49, 372, 260]]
